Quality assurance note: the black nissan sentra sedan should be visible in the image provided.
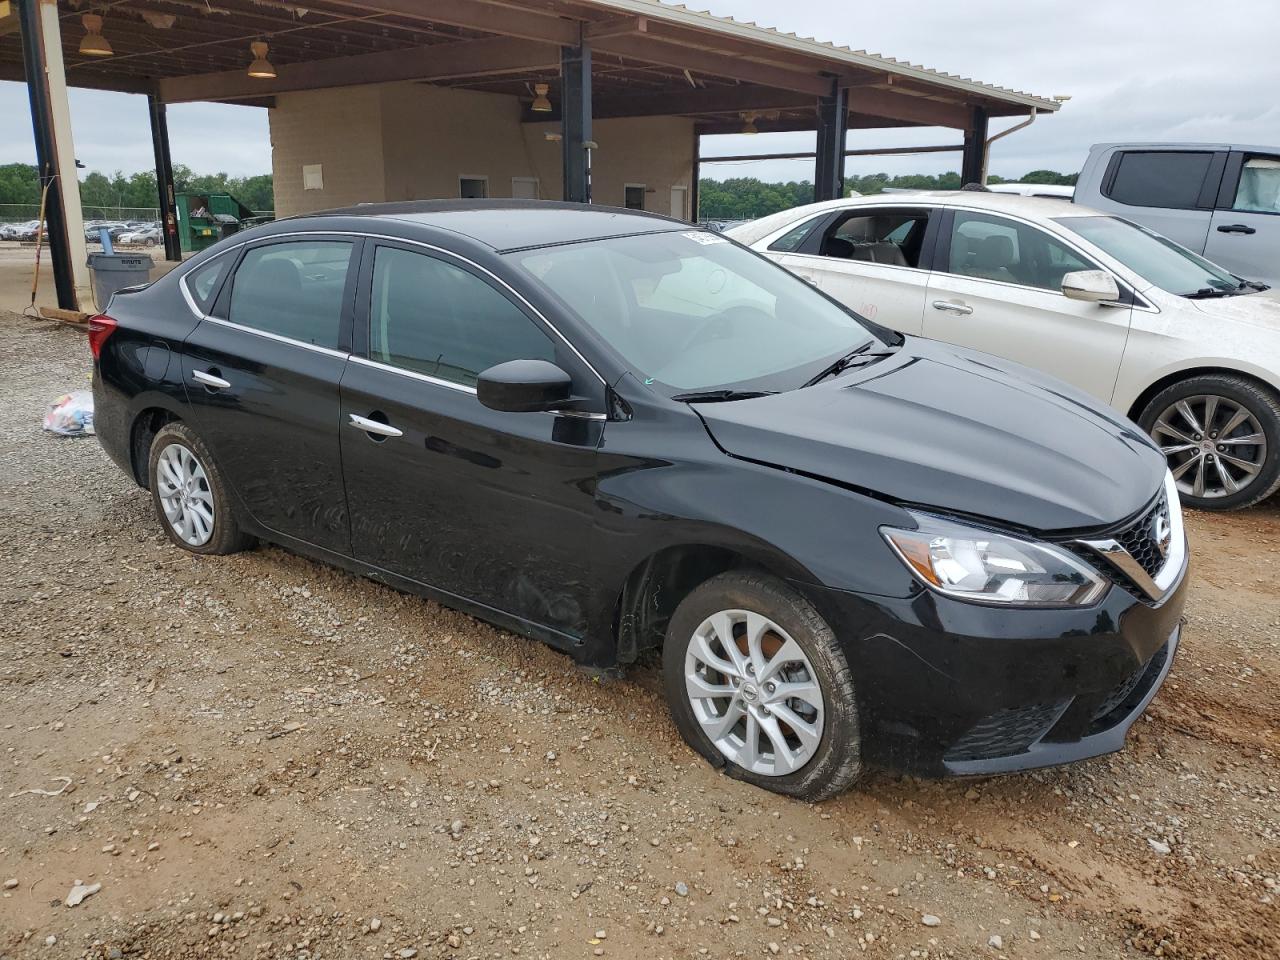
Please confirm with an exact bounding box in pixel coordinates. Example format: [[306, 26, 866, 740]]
[[91, 200, 1188, 800]]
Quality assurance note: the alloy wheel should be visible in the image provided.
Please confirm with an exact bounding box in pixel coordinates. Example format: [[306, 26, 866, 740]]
[[155, 442, 216, 546], [684, 609, 824, 776], [1152, 394, 1268, 500]]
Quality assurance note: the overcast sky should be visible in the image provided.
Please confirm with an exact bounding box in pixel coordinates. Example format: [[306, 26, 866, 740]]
[[2, 0, 1278, 183]]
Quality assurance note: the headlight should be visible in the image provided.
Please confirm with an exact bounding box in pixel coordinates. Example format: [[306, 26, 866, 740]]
[[882, 514, 1106, 607]]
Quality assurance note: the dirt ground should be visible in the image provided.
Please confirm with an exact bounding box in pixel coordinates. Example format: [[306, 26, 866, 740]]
[[1, 311, 1276, 960]]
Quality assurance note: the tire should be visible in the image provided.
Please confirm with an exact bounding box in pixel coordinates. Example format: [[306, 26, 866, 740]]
[[662, 571, 861, 801], [147, 421, 253, 555], [1138, 374, 1280, 511]]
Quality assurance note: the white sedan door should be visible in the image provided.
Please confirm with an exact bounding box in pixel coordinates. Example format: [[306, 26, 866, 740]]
[[922, 210, 1132, 403]]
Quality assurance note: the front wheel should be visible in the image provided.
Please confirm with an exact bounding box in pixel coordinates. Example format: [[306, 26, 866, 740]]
[[1139, 375, 1280, 511], [662, 572, 862, 801]]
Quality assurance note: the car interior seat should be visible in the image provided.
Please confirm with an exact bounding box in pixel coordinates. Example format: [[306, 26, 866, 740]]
[[966, 235, 1018, 283]]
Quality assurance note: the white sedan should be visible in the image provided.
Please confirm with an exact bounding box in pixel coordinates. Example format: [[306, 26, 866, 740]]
[[729, 193, 1280, 511]]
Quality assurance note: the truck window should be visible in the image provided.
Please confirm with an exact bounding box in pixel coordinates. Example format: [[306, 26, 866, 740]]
[[1232, 157, 1280, 214], [1105, 151, 1214, 210]]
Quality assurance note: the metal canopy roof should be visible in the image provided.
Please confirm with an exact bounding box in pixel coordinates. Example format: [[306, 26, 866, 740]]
[[0, 0, 1062, 131]]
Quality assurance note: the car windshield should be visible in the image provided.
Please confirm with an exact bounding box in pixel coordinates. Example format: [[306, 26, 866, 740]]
[[1056, 215, 1243, 297], [510, 230, 882, 393]]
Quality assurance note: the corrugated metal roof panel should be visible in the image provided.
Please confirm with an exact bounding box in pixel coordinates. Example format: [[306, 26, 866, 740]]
[[581, 0, 1062, 112]]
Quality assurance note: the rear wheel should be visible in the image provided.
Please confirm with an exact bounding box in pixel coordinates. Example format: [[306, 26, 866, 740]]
[[147, 422, 252, 555], [1139, 374, 1280, 511], [662, 572, 861, 801]]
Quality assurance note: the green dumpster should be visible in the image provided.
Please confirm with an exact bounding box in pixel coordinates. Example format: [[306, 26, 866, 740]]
[[175, 193, 265, 254]]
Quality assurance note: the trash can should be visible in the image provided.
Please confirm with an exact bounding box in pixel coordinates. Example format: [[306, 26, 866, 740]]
[[86, 253, 152, 310]]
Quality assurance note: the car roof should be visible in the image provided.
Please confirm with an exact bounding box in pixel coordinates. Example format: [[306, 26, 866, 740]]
[[301, 199, 687, 252], [729, 192, 1107, 246]]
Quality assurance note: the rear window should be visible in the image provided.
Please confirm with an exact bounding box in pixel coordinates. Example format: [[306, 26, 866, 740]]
[[184, 255, 229, 313], [1105, 151, 1213, 210], [767, 215, 827, 253]]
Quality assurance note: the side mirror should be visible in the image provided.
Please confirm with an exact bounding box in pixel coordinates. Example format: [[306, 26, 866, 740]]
[[1061, 269, 1120, 302], [477, 359, 572, 413]]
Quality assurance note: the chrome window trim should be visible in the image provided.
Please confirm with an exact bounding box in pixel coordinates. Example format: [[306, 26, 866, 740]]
[[346, 355, 607, 420], [1076, 471, 1186, 602], [201, 314, 351, 359], [177, 228, 611, 411], [348, 353, 477, 395]]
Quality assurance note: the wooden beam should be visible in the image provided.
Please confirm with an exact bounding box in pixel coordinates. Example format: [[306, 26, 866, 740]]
[[592, 34, 832, 97], [555, 85, 813, 121], [294, 0, 578, 45], [585, 15, 646, 40], [158, 35, 559, 104], [0, 0, 17, 37], [847, 87, 970, 129]]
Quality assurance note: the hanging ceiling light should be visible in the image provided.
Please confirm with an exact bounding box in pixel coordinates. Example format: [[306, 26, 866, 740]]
[[740, 111, 759, 135], [247, 40, 277, 79], [78, 13, 114, 57], [530, 82, 553, 113]]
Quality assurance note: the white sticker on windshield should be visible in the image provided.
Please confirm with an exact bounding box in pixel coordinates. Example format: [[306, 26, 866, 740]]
[[683, 231, 727, 245]]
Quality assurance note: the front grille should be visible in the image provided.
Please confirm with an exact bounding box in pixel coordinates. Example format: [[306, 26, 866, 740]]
[[944, 700, 1070, 762], [1113, 490, 1171, 579]]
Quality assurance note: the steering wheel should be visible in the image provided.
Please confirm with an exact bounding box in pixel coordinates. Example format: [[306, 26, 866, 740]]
[[674, 305, 772, 355]]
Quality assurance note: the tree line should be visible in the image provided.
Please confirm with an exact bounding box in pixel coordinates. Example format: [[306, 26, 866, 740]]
[[1, 162, 1079, 222], [0, 163, 274, 214], [698, 170, 1079, 220]]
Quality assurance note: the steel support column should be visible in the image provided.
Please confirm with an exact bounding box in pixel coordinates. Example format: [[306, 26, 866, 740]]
[[560, 35, 592, 204], [690, 129, 700, 222], [148, 94, 181, 262], [961, 106, 990, 186], [18, 0, 84, 309], [813, 82, 848, 202]]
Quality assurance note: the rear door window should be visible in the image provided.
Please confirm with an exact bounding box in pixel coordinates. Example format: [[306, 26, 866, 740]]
[[184, 255, 229, 313], [369, 245, 556, 387], [767, 214, 829, 253], [1231, 156, 1280, 214], [818, 209, 931, 267], [227, 240, 354, 349], [1105, 151, 1214, 209]]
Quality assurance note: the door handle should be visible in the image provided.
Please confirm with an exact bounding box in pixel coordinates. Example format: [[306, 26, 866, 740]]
[[931, 300, 974, 316], [348, 413, 403, 439], [1216, 224, 1256, 235], [191, 369, 231, 390]]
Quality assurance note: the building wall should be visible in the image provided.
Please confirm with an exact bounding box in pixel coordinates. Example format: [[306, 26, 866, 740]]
[[268, 82, 695, 219], [268, 86, 386, 216]]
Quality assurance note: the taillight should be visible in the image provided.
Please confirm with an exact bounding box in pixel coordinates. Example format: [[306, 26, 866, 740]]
[[87, 314, 117, 360]]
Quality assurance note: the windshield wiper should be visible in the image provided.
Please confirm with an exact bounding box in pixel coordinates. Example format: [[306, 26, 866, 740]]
[[1184, 287, 1235, 299], [803, 342, 895, 387], [669, 389, 777, 403]]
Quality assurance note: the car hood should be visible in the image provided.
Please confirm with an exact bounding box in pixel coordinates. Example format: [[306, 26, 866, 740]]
[[696, 338, 1166, 532], [1188, 287, 1280, 332]]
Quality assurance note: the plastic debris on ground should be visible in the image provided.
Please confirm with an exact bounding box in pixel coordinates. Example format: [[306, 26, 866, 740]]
[[43, 390, 95, 436]]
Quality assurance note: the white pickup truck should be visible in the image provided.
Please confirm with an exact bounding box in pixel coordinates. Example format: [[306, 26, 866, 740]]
[[1075, 143, 1279, 287]]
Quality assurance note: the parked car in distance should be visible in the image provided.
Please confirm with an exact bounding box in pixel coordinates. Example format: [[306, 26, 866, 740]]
[[91, 200, 1187, 800], [1076, 142, 1280, 287], [986, 182, 1075, 200], [731, 193, 1280, 511], [118, 225, 163, 246]]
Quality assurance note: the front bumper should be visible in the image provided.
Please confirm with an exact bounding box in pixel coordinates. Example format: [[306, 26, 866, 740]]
[[799, 557, 1188, 777]]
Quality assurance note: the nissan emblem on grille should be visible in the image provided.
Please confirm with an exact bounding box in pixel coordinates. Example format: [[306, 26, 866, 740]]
[[1153, 502, 1172, 559]]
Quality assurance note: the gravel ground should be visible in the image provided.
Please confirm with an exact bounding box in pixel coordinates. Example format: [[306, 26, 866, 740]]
[[1, 311, 1277, 960]]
